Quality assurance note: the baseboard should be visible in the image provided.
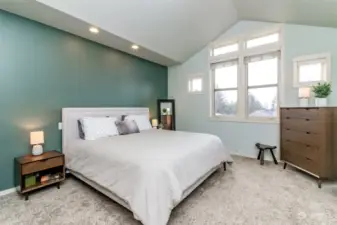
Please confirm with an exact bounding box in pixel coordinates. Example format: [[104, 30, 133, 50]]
[[0, 187, 17, 197]]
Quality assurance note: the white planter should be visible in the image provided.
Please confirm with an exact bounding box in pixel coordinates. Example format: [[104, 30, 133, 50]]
[[315, 98, 328, 107]]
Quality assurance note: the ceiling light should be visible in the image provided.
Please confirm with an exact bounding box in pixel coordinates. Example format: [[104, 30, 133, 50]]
[[131, 45, 139, 50], [89, 27, 99, 34]]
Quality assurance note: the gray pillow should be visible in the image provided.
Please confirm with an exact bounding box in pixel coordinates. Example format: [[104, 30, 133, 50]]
[[115, 120, 140, 135], [77, 120, 85, 139]]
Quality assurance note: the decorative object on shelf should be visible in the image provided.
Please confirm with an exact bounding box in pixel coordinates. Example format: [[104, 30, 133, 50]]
[[30, 131, 44, 156], [24, 175, 36, 188], [312, 82, 332, 107], [298, 87, 310, 107], [157, 99, 176, 130], [151, 119, 158, 128]]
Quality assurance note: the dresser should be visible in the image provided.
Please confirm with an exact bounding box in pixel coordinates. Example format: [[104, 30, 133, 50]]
[[280, 107, 337, 188]]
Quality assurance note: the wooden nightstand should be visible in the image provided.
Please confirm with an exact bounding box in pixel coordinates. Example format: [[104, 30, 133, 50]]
[[15, 150, 65, 200]]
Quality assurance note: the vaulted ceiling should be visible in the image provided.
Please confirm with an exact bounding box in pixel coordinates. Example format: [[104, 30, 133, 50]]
[[1, 0, 336, 66]]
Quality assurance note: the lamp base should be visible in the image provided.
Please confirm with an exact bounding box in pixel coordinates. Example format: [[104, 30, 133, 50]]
[[32, 145, 43, 156], [299, 98, 309, 107]]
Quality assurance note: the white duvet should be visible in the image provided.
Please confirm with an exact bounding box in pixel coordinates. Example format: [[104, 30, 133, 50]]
[[66, 129, 232, 225]]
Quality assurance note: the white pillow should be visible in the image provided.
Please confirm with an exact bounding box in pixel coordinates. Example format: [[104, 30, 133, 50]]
[[79, 117, 119, 140], [125, 115, 152, 131]]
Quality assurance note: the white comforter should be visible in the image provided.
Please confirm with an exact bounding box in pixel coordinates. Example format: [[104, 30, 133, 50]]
[[66, 129, 232, 225]]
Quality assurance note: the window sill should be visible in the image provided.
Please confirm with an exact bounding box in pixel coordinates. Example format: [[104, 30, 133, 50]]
[[209, 116, 280, 124]]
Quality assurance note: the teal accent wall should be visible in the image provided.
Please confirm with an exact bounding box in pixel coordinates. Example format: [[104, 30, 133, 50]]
[[0, 10, 167, 191]]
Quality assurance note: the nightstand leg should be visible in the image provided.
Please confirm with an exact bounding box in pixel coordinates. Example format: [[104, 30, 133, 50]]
[[318, 179, 322, 189], [57, 183, 60, 189], [283, 162, 287, 169], [25, 194, 29, 201], [223, 162, 226, 171]]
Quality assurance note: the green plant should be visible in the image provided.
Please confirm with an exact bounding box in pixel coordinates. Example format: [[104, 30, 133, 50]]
[[162, 108, 167, 114], [312, 82, 332, 98]]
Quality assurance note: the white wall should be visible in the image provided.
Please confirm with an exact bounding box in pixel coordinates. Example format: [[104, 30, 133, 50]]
[[168, 21, 337, 159]]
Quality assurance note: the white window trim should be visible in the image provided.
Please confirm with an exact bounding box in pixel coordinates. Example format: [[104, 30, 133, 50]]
[[293, 53, 331, 87], [209, 25, 283, 123], [187, 74, 204, 94]]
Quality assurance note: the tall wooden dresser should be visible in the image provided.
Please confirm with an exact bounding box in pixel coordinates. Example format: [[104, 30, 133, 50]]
[[280, 107, 337, 188]]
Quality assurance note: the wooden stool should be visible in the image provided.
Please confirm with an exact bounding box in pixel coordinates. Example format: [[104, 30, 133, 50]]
[[256, 143, 278, 165]]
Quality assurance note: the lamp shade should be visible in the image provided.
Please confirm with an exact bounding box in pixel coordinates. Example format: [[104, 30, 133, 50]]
[[152, 119, 158, 127], [30, 131, 44, 145], [299, 87, 310, 98]]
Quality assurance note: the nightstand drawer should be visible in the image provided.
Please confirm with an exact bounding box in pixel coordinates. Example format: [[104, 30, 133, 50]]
[[22, 157, 63, 175]]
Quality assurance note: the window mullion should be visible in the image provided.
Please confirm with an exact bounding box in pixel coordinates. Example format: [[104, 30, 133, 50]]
[[238, 47, 246, 120]]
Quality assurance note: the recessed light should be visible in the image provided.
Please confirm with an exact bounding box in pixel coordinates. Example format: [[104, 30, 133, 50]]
[[131, 45, 139, 50], [89, 27, 99, 34]]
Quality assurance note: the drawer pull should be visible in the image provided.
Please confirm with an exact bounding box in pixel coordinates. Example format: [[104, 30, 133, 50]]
[[306, 132, 311, 134], [286, 117, 290, 119], [305, 118, 310, 121], [306, 145, 310, 147], [305, 157, 311, 161]]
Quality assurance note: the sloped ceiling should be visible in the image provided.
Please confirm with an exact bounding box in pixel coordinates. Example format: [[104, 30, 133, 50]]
[[0, 0, 336, 66]]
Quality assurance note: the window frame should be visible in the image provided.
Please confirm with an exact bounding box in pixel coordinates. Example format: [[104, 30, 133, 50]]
[[245, 53, 281, 121], [293, 53, 331, 87], [212, 60, 239, 117], [209, 25, 283, 123], [187, 74, 204, 94]]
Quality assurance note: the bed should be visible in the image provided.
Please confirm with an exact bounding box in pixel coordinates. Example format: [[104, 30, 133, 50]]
[[62, 107, 233, 225]]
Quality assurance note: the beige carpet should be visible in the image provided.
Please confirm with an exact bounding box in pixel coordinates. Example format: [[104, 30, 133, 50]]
[[1, 156, 337, 225]]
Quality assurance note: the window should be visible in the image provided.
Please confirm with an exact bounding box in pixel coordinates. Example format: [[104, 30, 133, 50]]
[[293, 53, 330, 87], [188, 77, 203, 93], [212, 60, 238, 116], [209, 28, 282, 122], [246, 33, 279, 49], [212, 43, 238, 57], [246, 53, 279, 118]]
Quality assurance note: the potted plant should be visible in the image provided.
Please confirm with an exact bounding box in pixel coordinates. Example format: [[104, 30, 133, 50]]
[[312, 82, 332, 106], [162, 108, 167, 115]]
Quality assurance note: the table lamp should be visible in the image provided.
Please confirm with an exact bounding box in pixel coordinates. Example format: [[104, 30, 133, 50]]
[[299, 87, 310, 107], [30, 131, 44, 156], [152, 119, 158, 128]]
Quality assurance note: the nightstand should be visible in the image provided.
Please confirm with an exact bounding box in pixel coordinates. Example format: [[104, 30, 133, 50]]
[[15, 150, 65, 200]]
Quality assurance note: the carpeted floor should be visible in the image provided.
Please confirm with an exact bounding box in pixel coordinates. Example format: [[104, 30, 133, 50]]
[[1, 156, 337, 225]]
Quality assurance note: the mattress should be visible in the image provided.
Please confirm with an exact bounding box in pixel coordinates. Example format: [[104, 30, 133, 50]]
[[66, 129, 233, 225]]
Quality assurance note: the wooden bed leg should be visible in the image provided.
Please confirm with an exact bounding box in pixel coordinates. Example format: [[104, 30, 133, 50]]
[[223, 162, 226, 171]]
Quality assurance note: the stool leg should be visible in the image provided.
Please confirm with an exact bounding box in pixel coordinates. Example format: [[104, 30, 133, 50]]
[[257, 150, 262, 160], [270, 149, 278, 165], [260, 150, 264, 165], [283, 162, 287, 169]]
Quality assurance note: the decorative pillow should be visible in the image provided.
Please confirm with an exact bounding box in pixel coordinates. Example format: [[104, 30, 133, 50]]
[[77, 120, 85, 139], [124, 115, 152, 131], [115, 120, 140, 135], [79, 117, 119, 140]]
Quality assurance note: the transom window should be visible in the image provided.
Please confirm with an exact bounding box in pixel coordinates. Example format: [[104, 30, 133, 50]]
[[212, 43, 239, 57], [246, 33, 279, 49], [209, 29, 281, 122]]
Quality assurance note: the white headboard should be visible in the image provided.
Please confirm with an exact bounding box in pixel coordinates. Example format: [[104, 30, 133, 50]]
[[62, 107, 149, 155]]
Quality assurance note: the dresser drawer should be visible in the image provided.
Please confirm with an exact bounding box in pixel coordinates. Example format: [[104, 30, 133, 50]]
[[281, 108, 323, 120], [282, 118, 324, 134], [282, 149, 319, 176], [281, 139, 319, 160], [22, 157, 63, 175], [282, 128, 323, 147]]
